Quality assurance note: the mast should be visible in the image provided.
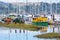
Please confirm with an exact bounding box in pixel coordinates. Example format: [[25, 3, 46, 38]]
[[38, 0, 39, 15], [16, 0, 18, 15], [41, 1, 43, 15]]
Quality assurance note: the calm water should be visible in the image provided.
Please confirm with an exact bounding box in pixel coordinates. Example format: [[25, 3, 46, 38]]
[[0, 25, 60, 40]]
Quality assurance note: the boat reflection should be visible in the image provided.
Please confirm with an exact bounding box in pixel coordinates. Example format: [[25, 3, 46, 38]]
[[39, 26, 48, 32], [40, 27, 47, 32], [10, 29, 25, 33]]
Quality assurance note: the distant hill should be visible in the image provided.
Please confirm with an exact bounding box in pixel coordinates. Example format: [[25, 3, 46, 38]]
[[12, 2, 60, 15], [0, 1, 17, 14], [0, 1, 60, 15]]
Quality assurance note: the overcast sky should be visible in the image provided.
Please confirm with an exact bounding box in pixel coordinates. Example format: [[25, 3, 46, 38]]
[[0, 0, 60, 3]]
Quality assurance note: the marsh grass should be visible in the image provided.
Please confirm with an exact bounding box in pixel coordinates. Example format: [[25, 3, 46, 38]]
[[0, 23, 42, 31], [34, 33, 60, 38]]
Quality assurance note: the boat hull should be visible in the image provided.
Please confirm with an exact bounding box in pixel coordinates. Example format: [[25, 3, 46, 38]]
[[32, 22, 48, 26]]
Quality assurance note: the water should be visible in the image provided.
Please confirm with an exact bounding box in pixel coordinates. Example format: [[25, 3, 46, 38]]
[[0, 25, 60, 40]]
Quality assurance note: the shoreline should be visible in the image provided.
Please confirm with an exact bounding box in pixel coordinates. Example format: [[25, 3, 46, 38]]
[[34, 33, 60, 38], [0, 23, 44, 31]]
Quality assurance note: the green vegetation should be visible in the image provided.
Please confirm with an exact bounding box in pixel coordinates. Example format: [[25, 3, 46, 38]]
[[0, 23, 42, 31], [34, 33, 60, 38]]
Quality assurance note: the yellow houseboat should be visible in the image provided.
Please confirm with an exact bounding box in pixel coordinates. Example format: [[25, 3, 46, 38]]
[[32, 17, 48, 26]]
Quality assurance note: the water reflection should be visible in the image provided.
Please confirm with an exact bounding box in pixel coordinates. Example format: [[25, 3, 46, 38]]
[[53, 25, 60, 33], [0, 25, 60, 40], [39, 27, 48, 32], [19, 30, 21, 33]]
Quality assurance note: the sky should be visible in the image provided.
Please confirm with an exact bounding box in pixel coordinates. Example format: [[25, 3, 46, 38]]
[[0, 0, 60, 3]]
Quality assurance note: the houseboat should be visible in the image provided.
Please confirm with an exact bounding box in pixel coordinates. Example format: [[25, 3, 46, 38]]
[[32, 16, 48, 26]]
